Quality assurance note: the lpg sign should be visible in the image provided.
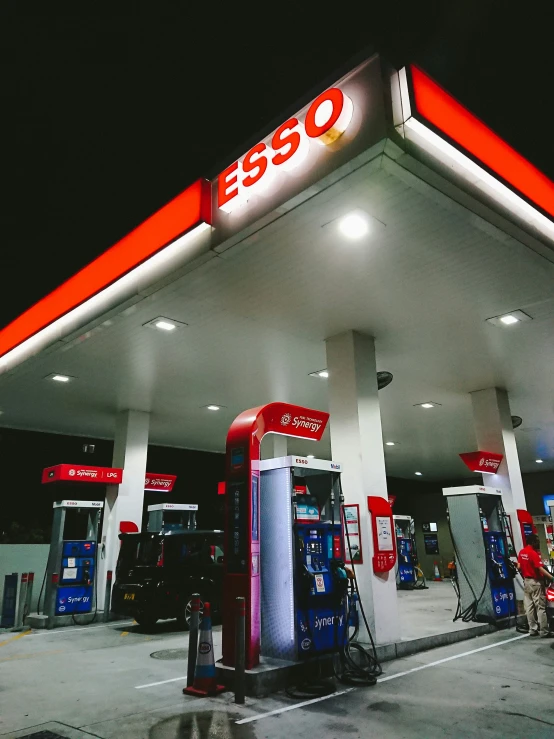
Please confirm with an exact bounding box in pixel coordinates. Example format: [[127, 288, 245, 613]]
[[218, 88, 354, 214]]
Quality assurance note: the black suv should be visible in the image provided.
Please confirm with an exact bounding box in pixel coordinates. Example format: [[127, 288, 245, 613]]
[[112, 529, 224, 628]]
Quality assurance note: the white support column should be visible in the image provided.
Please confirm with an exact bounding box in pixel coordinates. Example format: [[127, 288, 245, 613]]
[[326, 330, 400, 645], [98, 410, 150, 609], [261, 434, 288, 460], [471, 387, 527, 552]]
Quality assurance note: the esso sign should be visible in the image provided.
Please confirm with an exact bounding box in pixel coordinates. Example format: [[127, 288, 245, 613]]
[[218, 88, 354, 214]]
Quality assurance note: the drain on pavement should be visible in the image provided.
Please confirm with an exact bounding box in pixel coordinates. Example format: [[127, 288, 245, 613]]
[[150, 648, 188, 660]]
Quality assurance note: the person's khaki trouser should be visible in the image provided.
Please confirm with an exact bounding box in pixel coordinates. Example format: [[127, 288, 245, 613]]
[[523, 578, 549, 636]]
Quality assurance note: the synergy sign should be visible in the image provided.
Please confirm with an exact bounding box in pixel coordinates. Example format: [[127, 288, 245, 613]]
[[144, 473, 177, 492], [459, 451, 504, 474], [218, 88, 354, 214], [42, 464, 123, 484]]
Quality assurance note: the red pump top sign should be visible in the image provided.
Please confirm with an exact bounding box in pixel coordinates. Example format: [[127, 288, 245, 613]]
[[42, 464, 123, 484], [459, 451, 503, 474], [144, 473, 177, 492]]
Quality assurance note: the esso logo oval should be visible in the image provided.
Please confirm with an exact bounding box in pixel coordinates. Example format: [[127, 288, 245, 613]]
[[218, 88, 354, 214]]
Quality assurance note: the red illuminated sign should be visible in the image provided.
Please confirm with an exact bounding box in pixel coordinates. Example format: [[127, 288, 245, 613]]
[[42, 464, 123, 484], [459, 451, 503, 474], [263, 402, 329, 442], [0, 179, 212, 360], [218, 88, 353, 214], [144, 473, 177, 492], [410, 66, 554, 220]]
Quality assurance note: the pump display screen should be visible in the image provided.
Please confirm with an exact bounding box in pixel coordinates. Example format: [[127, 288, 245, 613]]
[[307, 541, 322, 554], [231, 447, 244, 468]]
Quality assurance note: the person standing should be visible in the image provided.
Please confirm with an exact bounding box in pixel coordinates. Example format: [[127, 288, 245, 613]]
[[517, 534, 554, 637]]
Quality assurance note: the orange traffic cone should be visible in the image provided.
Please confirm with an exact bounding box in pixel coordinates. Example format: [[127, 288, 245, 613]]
[[183, 602, 225, 697], [433, 562, 442, 581]]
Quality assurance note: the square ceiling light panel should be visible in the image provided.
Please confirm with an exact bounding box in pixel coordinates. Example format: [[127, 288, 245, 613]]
[[143, 317, 188, 332], [486, 310, 532, 327]]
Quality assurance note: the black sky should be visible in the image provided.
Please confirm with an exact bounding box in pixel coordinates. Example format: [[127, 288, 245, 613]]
[[1, 3, 552, 328]]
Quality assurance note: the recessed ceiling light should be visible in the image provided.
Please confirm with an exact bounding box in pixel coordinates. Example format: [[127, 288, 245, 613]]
[[385, 442, 396, 446], [45, 373, 74, 383], [486, 310, 532, 327], [415, 471, 423, 476], [206, 405, 221, 411], [143, 316, 188, 331], [415, 402, 440, 409], [338, 212, 369, 239], [309, 369, 329, 379], [155, 320, 176, 331], [536, 459, 544, 464]]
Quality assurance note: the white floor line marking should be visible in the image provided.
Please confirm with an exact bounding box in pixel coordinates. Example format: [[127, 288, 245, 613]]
[[235, 633, 528, 725], [377, 633, 529, 683], [136, 675, 186, 689], [235, 689, 355, 725], [30, 621, 135, 636]]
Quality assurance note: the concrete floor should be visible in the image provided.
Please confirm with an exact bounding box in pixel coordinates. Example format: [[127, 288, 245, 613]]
[[397, 580, 486, 639], [2, 618, 554, 738]]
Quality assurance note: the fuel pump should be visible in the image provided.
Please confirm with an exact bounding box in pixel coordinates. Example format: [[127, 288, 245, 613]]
[[259, 457, 348, 661], [443, 486, 516, 623], [516, 509, 536, 547], [147, 503, 198, 532], [43, 500, 103, 623], [394, 515, 424, 589]]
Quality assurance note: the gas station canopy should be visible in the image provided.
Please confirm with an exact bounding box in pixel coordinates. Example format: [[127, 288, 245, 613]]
[[1, 56, 554, 479]]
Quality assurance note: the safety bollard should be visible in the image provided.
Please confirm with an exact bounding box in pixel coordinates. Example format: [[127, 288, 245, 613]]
[[24, 573, 34, 624], [234, 596, 246, 704], [187, 594, 201, 687], [46, 573, 59, 628], [103, 570, 113, 622], [15, 573, 28, 629]]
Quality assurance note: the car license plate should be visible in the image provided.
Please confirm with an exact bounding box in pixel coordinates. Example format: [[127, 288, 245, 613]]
[[124, 593, 135, 601]]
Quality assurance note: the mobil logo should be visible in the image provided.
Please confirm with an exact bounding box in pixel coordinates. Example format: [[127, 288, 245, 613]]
[[218, 87, 354, 214], [331, 463, 341, 470]]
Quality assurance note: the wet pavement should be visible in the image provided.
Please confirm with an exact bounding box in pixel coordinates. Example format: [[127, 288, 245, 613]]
[[2, 618, 554, 737]]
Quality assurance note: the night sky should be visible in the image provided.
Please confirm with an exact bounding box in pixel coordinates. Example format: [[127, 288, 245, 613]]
[[2, 3, 552, 328], [1, 4, 552, 539]]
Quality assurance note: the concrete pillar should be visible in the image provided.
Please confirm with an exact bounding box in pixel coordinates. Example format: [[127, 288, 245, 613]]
[[98, 410, 150, 609], [326, 330, 400, 645], [261, 434, 288, 459], [471, 387, 527, 552]]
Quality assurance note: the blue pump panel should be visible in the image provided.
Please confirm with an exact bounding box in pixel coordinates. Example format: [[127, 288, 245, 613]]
[[297, 608, 347, 655], [398, 564, 416, 583], [56, 585, 93, 615], [485, 531, 516, 620], [294, 522, 347, 659]]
